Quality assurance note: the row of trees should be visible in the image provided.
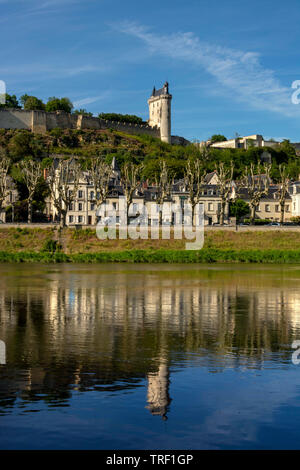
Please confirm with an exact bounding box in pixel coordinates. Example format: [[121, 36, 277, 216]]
[[0, 148, 292, 226], [0, 149, 144, 226], [185, 161, 290, 225], [0, 94, 74, 113], [98, 113, 145, 124], [0, 94, 145, 124], [147, 159, 290, 226]]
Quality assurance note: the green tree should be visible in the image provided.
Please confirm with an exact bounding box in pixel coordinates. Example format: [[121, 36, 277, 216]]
[[0, 94, 20, 109], [45, 97, 73, 113], [8, 131, 43, 160], [99, 113, 144, 124], [210, 134, 227, 143], [229, 198, 249, 222], [23, 96, 45, 111], [20, 94, 30, 107], [73, 109, 93, 117]]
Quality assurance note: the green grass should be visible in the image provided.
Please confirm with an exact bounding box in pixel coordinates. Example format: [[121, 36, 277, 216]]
[[1, 228, 300, 263], [1, 248, 300, 263]]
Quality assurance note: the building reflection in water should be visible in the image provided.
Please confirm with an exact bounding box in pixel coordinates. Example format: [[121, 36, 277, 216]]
[[1, 265, 300, 415], [146, 359, 171, 420]]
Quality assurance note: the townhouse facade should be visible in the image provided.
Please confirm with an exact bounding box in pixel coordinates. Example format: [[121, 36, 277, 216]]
[[0, 177, 18, 223]]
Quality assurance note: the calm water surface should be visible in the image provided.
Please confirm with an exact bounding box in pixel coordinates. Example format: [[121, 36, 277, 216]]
[[1, 263, 300, 449]]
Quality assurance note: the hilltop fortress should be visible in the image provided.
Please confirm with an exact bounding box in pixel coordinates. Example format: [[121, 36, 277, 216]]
[[0, 82, 189, 145]]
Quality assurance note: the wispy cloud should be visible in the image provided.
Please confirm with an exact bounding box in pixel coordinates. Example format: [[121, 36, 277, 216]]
[[73, 92, 110, 108], [0, 63, 109, 79], [118, 22, 299, 118], [0, 0, 87, 20], [0, 0, 79, 7], [26, 0, 83, 13]]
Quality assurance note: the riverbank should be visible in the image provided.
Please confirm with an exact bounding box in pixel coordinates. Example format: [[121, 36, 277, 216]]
[[1, 248, 300, 263], [0, 227, 300, 263]]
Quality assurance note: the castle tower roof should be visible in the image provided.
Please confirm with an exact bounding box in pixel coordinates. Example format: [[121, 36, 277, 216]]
[[150, 81, 170, 97]]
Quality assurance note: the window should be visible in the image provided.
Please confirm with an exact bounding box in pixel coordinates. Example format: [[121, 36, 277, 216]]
[[90, 203, 95, 211], [275, 205, 279, 212], [90, 191, 94, 200], [78, 190, 83, 199], [69, 215, 73, 223], [208, 203, 214, 212], [69, 202, 74, 211], [112, 202, 117, 209], [286, 205, 290, 212], [180, 197, 187, 209], [257, 205, 261, 212], [78, 216, 83, 223], [265, 204, 270, 212], [78, 202, 83, 211]]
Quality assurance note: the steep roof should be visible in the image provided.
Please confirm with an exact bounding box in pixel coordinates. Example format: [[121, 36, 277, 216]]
[[151, 82, 170, 97]]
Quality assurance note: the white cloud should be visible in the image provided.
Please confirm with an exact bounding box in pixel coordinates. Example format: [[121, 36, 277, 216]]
[[118, 22, 300, 118], [27, 0, 82, 12], [73, 93, 110, 108], [0, 63, 109, 79]]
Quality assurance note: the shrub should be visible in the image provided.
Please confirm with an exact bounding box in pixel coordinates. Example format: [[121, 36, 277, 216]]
[[41, 239, 61, 253], [291, 216, 300, 225], [243, 218, 271, 225]]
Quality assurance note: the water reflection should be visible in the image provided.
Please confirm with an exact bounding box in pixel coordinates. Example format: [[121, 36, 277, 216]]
[[0, 264, 300, 424]]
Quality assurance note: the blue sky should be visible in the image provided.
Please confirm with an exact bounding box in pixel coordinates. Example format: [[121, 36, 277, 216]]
[[1, 0, 300, 142]]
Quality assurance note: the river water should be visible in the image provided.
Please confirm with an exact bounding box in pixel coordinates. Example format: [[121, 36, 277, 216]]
[[0, 263, 300, 449]]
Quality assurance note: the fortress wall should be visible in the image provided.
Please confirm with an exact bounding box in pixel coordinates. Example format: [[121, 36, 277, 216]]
[[0, 109, 161, 139], [31, 110, 47, 133], [45, 112, 77, 130], [97, 119, 160, 138], [0, 109, 32, 130], [80, 115, 101, 130]]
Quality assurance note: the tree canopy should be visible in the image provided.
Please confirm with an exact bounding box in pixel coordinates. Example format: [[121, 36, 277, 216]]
[[73, 109, 93, 117], [45, 97, 73, 113], [0, 94, 20, 109], [98, 113, 144, 125], [210, 134, 227, 143], [21, 95, 46, 111], [229, 198, 250, 221]]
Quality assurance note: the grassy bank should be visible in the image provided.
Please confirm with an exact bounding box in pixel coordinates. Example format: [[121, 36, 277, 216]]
[[1, 248, 300, 264], [0, 227, 300, 263]]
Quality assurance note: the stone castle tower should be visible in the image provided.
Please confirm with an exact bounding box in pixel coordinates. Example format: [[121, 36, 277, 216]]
[[148, 81, 172, 144]]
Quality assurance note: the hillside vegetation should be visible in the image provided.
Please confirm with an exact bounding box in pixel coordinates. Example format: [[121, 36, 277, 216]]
[[0, 127, 299, 180]]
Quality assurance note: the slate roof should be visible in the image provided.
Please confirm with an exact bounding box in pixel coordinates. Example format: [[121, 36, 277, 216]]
[[151, 82, 169, 97]]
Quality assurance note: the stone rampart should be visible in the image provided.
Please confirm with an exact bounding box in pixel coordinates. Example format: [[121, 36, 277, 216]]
[[0, 109, 160, 138]]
